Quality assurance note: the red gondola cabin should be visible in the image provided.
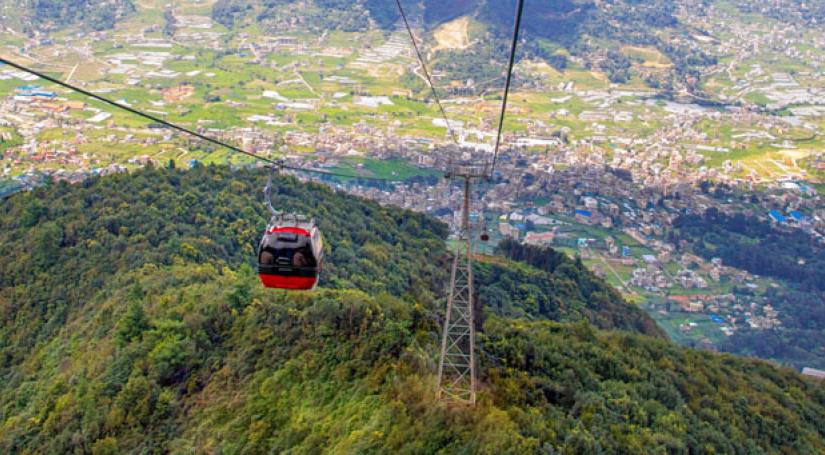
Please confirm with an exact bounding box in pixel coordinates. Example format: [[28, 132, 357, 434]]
[[257, 215, 323, 290]]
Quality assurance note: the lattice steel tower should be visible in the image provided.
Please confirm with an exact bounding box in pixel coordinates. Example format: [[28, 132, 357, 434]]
[[435, 0, 523, 405], [437, 166, 486, 405]]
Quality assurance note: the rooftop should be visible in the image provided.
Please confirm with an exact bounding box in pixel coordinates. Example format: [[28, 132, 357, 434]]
[[802, 368, 825, 380]]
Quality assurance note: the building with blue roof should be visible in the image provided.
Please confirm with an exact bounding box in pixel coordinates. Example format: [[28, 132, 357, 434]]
[[15, 85, 56, 99], [769, 210, 786, 223], [789, 211, 806, 222], [575, 209, 592, 218]]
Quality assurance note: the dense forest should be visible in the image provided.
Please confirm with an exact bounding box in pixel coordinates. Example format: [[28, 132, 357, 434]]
[[672, 210, 825, 369], [1, 166, 825, 453]]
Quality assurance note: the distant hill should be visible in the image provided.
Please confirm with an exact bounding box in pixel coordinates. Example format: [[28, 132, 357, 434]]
[[1, 166, 824, 453], [206, 0, 714, 92], [0, 0, 135, 32], [3, 0, 817, 91], [732, 0, 825, 26], [5, 0, 812, 94]]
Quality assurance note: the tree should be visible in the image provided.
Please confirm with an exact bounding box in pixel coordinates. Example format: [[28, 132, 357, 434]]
[[31, 221, 63, 268], [91, 437, 118, 455], [115, 300, 149, 346]]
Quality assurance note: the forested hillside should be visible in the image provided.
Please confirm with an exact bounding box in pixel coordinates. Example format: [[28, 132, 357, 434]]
[[1, 166, 824, 453], [0, 165, 657, 368]]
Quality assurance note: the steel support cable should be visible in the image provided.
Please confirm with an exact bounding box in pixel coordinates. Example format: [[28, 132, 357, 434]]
[[394, 0, 459, 145], [0, 56, 402, 182], [489, 0, 525, 178]]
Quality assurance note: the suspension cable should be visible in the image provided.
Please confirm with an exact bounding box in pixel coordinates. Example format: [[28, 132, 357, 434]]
[[394, 0, 459, 145], [0, 56, 403, 182], [490, 0, 525, 178]]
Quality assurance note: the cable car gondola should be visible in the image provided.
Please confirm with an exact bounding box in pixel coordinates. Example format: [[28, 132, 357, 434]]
[[257, 167, 324, 290]]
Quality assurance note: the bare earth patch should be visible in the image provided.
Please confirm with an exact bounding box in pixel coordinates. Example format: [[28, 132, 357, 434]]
[[622, 46, 673, 69], [779, 149, 815, 161], [433, 17, 471, 52], [523, 60, 562, 78]]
